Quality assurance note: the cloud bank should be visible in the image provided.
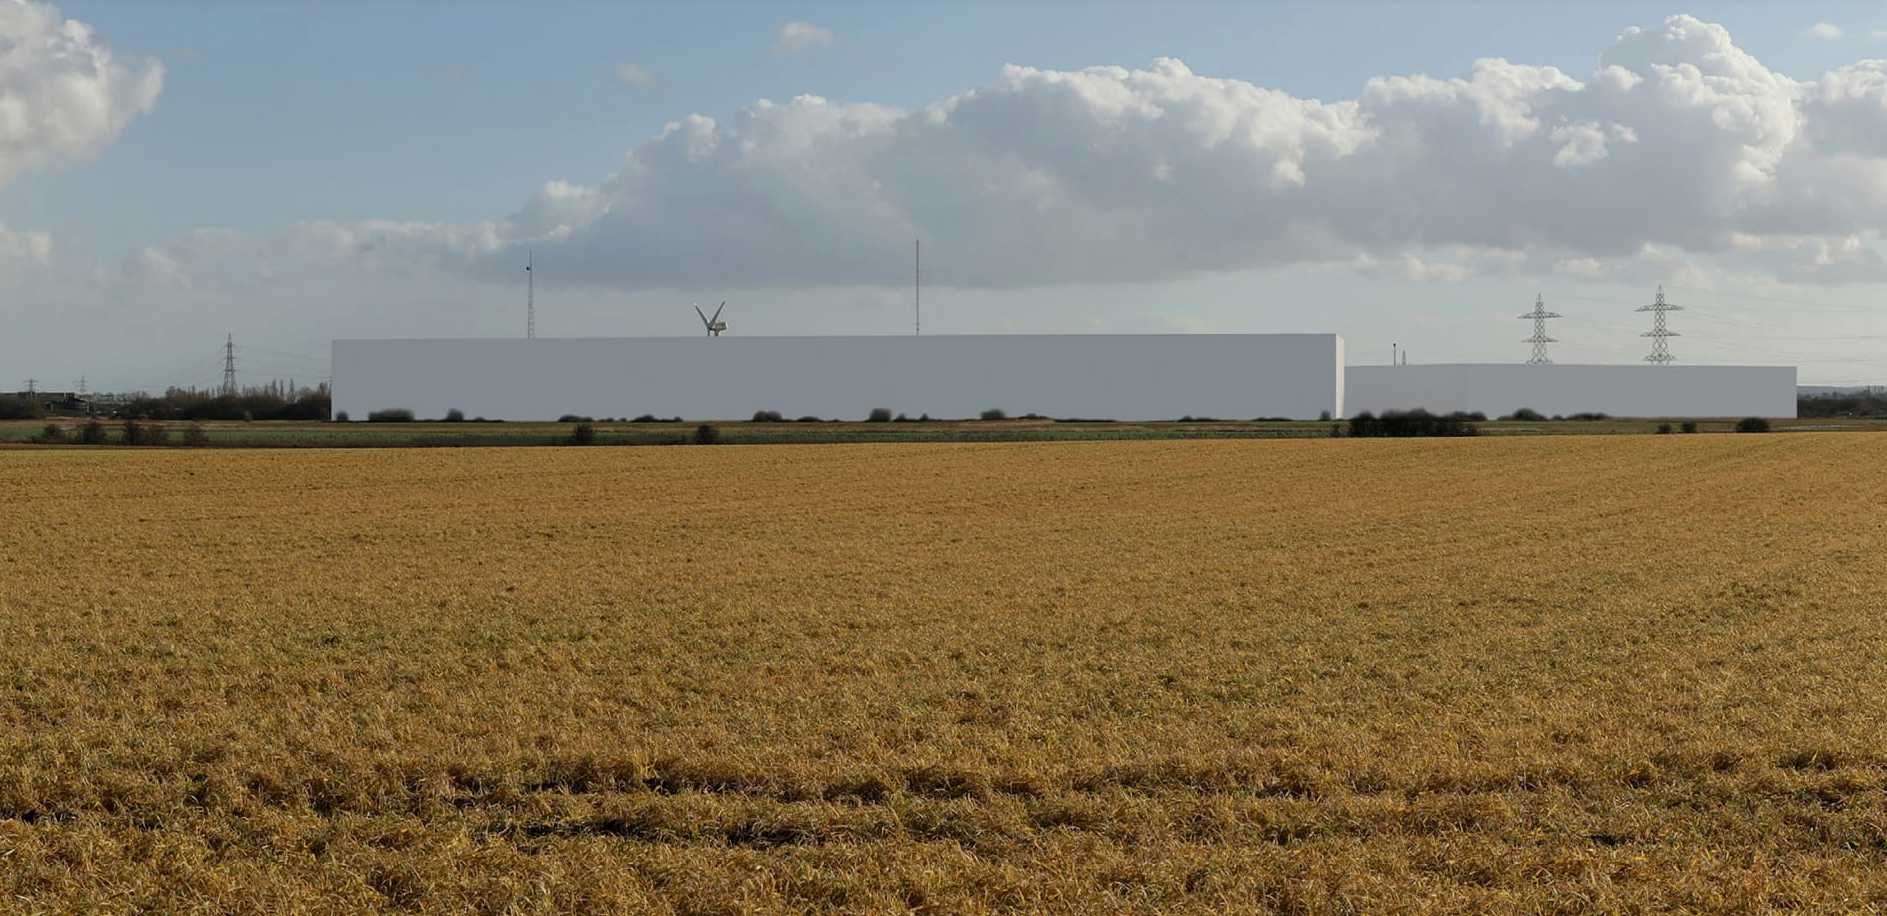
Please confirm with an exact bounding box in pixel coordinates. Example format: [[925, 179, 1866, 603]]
[[85, 13, 1887, 295], [371, 15, 1881, 290]]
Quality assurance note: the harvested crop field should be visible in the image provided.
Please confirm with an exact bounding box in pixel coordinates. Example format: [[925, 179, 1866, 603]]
[[3, 435, 1886, 912]]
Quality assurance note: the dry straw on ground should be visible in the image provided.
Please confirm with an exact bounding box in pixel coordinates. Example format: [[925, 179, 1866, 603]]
[[2, 435, 1885, 912]]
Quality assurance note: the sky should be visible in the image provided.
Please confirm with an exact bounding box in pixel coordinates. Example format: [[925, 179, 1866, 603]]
[[4, 1, 1887, 391]]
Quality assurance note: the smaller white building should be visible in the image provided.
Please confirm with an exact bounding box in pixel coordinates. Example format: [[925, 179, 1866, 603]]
[[1346, 363, 1797, 418]]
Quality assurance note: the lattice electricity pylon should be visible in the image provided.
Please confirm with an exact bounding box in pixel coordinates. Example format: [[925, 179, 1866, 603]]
[[1519, 293, 1561, 364], [1637, 285, 1681, 364], [221, 334, 238, 396]]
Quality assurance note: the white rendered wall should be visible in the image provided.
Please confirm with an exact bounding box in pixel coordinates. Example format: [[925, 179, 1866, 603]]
[[1345, 364, 1797, 418], [332, 334, 1345, 421]]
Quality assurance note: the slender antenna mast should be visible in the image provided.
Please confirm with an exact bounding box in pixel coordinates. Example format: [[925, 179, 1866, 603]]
[[526, 250, 535, 340], [914, 239, 921, 336], [1520, 293, 1561, 364], [222, 334, 238, 395], [1637, 285, 1681, 364]]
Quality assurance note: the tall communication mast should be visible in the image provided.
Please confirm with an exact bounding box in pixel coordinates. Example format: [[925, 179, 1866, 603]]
[[1519, 293, 1561, 364], [1637, 285, 1681, 364], [525, 250, 535, 340]]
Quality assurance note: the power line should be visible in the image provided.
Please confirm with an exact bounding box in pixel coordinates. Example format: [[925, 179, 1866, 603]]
[[241, 345, 327, 364], [1664, 283, 1880, 314]]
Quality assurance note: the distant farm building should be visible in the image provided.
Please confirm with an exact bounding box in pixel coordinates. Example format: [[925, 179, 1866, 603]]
[[4, 391, 94, 415]]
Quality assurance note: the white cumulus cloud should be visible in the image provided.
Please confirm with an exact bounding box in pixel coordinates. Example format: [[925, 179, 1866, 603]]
[[1807, 22, 1843, 40], [615, 61, 658, 92], [100, 13, 1887, 296], [776, 21, 833, 53], [385, 16, 1886, 289], [0, 0, 163, 188]]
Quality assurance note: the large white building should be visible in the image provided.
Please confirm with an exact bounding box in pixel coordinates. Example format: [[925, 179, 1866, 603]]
[[331, 334, 1347, 422], [331, 334, 1799, 423], [1346, 363, 1797, 418]]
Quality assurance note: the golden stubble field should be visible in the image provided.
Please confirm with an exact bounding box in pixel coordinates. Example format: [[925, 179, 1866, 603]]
[[3, 435, 1886, 913]]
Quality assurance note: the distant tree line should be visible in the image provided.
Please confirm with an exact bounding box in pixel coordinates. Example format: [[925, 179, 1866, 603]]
[[1799, 391, 1887, 418], [118, 384, 331, 422], [0, 396, 42, 420]]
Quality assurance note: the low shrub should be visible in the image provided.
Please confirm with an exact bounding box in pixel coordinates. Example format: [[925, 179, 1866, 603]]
[[568, 423, 596, 445], [333, 411, 350, 422], [1319, 410, 1332, 422], [122, 418, 168, 446], [751, 410, 784, 422], [979, 408, 1006, 421], [692, 424, 721, 445], [78, 419, 107, 444], [1348, 409, 1479, 438], [866, 408, 893, 422], [796, 415, 822, 422], [443, 409, 465, 422], [1566, 412, 1611, 421], [1504, 408, 1546, 422], [1177, 416, 1223, 423], [556, 414, 594, 423], [1656, 423, 1674, 435], [36, 423, 64, 443], [893, 413, 913, 422], [367, 408, 415, 423], [1735, 416, 1772, 433], [1681, 421, 1699, 434], [183, 423, 211, 447]]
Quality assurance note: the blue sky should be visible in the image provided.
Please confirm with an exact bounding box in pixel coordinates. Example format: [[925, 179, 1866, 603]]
[[4, 1, 1887, 387]]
